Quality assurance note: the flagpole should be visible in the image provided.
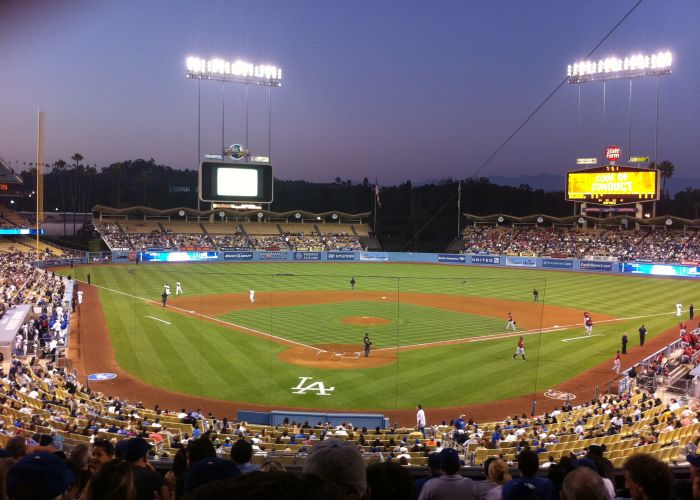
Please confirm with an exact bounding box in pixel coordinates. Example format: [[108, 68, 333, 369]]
[[456, 181, 461, 238], [373, 179, 378, 236]]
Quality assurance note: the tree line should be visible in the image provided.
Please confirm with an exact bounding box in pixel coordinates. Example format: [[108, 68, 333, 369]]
[[11, 156, 699, 250]]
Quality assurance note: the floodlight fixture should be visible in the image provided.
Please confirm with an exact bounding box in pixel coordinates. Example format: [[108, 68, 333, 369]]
[[566, 51, 672, 83], [185, 56, 282, 86]]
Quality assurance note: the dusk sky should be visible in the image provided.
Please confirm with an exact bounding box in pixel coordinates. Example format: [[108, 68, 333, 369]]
[[1, 0, 699, 186]]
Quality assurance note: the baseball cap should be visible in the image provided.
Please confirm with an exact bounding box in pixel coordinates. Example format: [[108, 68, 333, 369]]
[[6, 452, 76, 500], [302, 439, 367, 498], [438, 448, 461, 470], [123, 437, 152, 462], [184, 457, 240, 493]]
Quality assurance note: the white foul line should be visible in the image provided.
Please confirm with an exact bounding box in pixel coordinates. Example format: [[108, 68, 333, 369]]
[[145, 316, 171, 325], [87, 282, 325, 353], [562, 334, 603, 342]]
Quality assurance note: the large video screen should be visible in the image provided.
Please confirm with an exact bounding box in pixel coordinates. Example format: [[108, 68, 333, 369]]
[[566, 166, 657, 205], [199, 161, 273, 203]]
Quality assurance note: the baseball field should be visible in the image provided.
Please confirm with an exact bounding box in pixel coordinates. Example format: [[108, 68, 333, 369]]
[[65, 262, 699, 418]]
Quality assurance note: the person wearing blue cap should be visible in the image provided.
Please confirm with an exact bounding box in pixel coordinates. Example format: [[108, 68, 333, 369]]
[[417, 448, 477, 499], [6, 451, 76, 500]]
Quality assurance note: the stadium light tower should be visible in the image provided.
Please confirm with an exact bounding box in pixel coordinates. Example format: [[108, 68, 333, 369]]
[[566, 50, 673, 168], [185, 56, 283, 211]]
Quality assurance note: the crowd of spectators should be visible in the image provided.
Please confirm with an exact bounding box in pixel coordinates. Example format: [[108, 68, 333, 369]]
[[461, 226, 700, 262], [96, 222, 364, 252]]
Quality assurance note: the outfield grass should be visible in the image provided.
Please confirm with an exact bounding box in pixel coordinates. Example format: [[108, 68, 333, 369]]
[[68, 262, 700, 410]]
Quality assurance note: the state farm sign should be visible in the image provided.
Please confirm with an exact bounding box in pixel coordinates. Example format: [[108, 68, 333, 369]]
[[605, 145, 621, 162]]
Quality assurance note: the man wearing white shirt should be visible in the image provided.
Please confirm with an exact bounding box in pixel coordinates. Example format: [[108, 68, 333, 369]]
[[416, 404, 426, 437]]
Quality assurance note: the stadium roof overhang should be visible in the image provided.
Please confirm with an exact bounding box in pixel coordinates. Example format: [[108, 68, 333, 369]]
[[92, 205, 371, 222], [462, 213, 700, 228]]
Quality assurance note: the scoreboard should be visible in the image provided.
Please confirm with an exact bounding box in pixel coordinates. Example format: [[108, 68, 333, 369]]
[[566, 165, 658, 205]]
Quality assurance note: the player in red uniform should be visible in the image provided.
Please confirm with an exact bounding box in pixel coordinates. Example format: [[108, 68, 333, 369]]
[[612, 351, 621, 373], [512, 336, 526, 360]]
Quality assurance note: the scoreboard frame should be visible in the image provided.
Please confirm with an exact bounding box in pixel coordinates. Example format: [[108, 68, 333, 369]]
[[566, 165, 658, 206]]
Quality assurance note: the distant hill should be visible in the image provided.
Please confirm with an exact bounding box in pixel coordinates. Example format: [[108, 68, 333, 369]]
[[488, 173, 700, 195]]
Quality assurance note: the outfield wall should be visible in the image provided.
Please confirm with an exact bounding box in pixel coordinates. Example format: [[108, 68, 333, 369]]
[[35, 251, 700, 278], [106, 251, 699, 278]]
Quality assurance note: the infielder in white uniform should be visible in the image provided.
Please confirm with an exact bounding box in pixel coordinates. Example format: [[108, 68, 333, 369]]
[[249, 288, 255, 304], [676, 303, 683, 317], [176, 282, 183, 295], [164, 284, 171, 296]]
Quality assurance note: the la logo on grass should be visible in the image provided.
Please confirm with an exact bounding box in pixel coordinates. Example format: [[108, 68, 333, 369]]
[[292, 377, 335, 396]]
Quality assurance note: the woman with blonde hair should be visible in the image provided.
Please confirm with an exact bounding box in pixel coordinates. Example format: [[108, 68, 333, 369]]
[[485, 458, 512, 500]]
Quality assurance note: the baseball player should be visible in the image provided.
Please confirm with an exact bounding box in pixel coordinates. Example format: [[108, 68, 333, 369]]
[[676, 303, 683, 317], [249, 288, 255, 304], [585, 317, 593, 336], [176, 282, 183, 295], [506, 313, 516, 331], [583, 310, 591, 327], [612, 351, 621, 374], [512, 336, 526, 360], [164, 284, 171, 296]]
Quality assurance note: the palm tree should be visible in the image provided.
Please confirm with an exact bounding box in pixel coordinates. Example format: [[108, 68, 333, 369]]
[[657, 160, 675, 199]]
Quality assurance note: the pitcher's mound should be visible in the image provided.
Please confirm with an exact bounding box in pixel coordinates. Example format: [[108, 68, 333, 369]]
[[341, 316, 391, 326], [278, 343, 396, 369]]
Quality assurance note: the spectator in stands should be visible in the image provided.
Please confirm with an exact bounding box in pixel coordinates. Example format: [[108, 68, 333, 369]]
[[560, 466, 608, 500], [230, 438, 259, 475], [123, 437, 169, 500], [502, 448, 554, 500], [6, 451, 76, 500], [89, 439, 115, 473], [183, 456, 240, 495], [417, 448, 477, 500], [181, 470, 351, 500], [366, 461, 417, 500], [302, 439, 369, 500], [84, 458, 136, 500], [415, 453, 441, 497], [623, 453, 674, 500], [483, 458, 511, 500]]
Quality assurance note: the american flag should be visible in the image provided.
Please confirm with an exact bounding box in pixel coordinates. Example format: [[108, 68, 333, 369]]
[[375, 185, 382, 209]]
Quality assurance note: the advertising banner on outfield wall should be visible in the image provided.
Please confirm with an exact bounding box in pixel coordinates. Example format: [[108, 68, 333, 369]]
[[221, 251, 254, 261], [327, 251, 355, 261], [293, 252, 321, 261], [621, 263, 700, 277], [470, 255, 501, 265], [259, 251, 289, 261], [437, 254, 466, 263], [505, 256, 537, 268], [579, 261, 614, 272], [360, 252, 389, 261], [541, 258, 575, 269]]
